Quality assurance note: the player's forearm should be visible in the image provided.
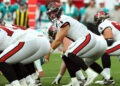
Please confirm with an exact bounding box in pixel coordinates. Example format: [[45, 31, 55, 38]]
[[51, 39, 62, 50]]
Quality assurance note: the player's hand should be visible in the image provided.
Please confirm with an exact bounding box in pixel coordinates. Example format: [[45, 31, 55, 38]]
[[44, 52, 51, 64]]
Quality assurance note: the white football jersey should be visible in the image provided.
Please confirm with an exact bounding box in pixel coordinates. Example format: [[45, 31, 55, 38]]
[[0, 26, 44, 50], [52, 15, 91, 41], [98, 19, 120, 41]]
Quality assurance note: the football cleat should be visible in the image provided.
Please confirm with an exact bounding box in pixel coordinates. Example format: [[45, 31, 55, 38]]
[[35, 77, 42, 86], [28, 83, 38, 86], [95, 77, 115, 85], [5, 84, 12, 86], [78, 78, 87, 86], [62, 80, 83, 86], [84, 72, 98, 86]]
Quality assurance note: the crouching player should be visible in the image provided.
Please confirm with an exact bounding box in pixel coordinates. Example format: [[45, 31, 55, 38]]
[[0, 19, 50, 86], [44, 2, 107, 86]]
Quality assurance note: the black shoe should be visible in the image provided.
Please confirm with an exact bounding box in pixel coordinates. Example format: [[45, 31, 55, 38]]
[[78, 78, 87, 86], [104, 77, 115, 85], [95, 77, 115, 85]]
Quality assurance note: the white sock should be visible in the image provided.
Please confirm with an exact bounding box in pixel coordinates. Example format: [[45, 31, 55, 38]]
[[26, 75, 35, 84], [19, 78, 27, 86], [100, 70, 110, 80], [11, 80, 21, 86], [76, 70, 85, 80], [56, 73, 62, 79], [85, 68, 94, 75], [31, 72, 39, 80], [103, 68, 111, 77]]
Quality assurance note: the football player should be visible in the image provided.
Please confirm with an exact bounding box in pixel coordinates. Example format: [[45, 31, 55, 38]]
[[0, 19, 50, 86], [90, 11, 120, 85], [44, 2, 107, 86], [48, 25, 86, 86]]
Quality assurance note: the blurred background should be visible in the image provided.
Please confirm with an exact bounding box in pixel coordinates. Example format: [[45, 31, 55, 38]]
[[1, 0, 120, 86], [0, 0, 120, 33]]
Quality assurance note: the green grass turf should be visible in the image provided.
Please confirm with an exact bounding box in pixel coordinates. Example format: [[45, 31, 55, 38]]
[[0, 53, 120, 86]]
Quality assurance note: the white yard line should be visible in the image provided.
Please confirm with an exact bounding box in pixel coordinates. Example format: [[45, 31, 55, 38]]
[[41, 76, 70, 79]]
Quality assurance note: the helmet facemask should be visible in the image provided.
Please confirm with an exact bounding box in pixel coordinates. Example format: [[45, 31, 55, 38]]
[[47, 2, 62, 22]]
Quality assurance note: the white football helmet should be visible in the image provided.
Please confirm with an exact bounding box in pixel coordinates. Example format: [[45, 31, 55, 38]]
[[3, 0, 11, 8]]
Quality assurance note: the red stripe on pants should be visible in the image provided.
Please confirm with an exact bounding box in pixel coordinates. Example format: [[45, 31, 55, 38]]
[[0, 42, 24, 62], [73, 34, 91, 54], [106, 45, 120, 54]]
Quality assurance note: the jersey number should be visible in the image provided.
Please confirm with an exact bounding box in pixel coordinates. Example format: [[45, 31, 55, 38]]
[[0, 26, 13, 36], [112, 22, 120, 31]]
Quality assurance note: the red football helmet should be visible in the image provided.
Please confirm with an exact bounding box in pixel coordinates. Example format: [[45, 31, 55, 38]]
[[47, 2, 62, 22], [94, 11, 109, 25], [48, 25, 57, 42]]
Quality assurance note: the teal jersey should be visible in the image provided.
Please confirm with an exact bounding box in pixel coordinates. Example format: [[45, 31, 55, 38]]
[[12, 3, 27, 11], [40, 5, 50, 22], [102, 8, 109, 12], [80, 7, 86, 15], [12, 3, 19, 11], [62, 4, 79, 18], [79, 7, 86, 23], [0, 5, 14, 21], [0, 3, 4, 9], [23, 0, 27, 3]]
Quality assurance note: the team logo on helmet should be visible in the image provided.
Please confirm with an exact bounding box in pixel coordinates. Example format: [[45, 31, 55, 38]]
[[94, 11, 109, 26], [47, 2, 62, 22]]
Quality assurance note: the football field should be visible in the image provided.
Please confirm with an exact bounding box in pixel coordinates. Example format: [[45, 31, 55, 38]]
[[0, 53, 120, 86]]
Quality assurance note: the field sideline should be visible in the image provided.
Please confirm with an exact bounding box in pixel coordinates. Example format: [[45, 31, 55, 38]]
[[0, 53, 120, 86]]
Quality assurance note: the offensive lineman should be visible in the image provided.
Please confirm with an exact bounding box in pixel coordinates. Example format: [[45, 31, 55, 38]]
[[0, 19, 50, 86], [44, 2, 107, 86], [89, 11, 120, 85]]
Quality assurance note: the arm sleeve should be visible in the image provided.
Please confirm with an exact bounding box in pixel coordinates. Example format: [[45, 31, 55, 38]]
[[57, 16, 71, 28], [98, 21, 112, 34]]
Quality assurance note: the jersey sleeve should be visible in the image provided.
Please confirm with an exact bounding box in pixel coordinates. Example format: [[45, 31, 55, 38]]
[[57, 15, 71, 28], [98, 20, 111, 34]]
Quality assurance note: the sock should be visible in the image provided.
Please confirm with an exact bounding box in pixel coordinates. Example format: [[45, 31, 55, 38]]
[[25, 62, 36, 75], [85, 68, 96, 76], [26, 75, 35, 84], [68, 53, 88, 71], [11, 80, 21, 86], [90, 62, 103, 74], [100, 70, 110, 80], [62, 55, 76, 77], [31, 72, 39, 80], [76, 70, 85, 80], [102, 54, 111, 68], [103, 68, 110, 77], [0, 62, 18, 82], [19, 78, 27, 86]]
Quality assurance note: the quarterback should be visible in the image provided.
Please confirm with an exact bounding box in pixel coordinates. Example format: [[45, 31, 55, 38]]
[[44, 2, 107, 86]]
